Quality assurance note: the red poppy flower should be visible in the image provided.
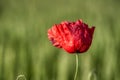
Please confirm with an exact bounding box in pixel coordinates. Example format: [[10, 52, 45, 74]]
[[48, 19, 95, 53]]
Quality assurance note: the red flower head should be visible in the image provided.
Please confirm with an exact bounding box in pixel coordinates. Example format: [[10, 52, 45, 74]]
[[48, 19, 95, 54]]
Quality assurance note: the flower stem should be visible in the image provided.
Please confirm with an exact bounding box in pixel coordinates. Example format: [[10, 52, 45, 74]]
[[16, 75, 26, 80], [88, 70, 97, 80], [74, 54, 79, 80]]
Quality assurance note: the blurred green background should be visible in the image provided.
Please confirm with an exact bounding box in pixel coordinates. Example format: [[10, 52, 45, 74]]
[[0, 0, 120, 80]]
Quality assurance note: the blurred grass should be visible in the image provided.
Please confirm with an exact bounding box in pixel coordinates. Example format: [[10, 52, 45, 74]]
[[0, 0, 120, 80]]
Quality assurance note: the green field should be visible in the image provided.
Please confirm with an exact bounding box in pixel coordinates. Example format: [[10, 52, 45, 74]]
[[0, 0, 120, 80]]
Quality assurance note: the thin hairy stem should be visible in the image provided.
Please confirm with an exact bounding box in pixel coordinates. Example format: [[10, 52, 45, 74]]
[[74, 54, 79, 80], [16, 75, 26, 80], [88, 70, 97, 80]]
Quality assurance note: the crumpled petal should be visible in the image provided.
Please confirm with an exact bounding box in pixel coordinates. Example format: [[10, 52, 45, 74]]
[[48, 19, 95, 54]]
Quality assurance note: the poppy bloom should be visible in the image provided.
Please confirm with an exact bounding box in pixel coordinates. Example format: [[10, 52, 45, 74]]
[[48, 19, 95, 53]]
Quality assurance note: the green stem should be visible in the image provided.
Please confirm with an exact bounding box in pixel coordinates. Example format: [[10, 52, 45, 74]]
[[16, 75, 26, 80], [74, 54, 79, 80], [88, 70, 97, 80]]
